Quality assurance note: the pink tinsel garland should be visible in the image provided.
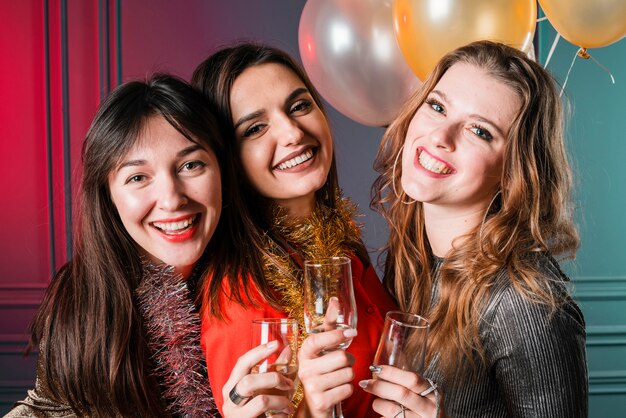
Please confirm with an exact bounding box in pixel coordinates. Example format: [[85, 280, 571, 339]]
[[136, 260, 219, 417]]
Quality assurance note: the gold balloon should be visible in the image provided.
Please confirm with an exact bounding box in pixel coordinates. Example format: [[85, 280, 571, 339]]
[[538, 0, 626, 49], [393, 0, 536, 80]]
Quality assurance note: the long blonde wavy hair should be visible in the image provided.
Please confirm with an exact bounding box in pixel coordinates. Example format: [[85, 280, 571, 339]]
[[371, 41, 579, 379]]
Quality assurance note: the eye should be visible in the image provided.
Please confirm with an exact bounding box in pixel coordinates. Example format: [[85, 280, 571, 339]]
[[125, 174, 145, 184], [469, 124, 493, 141], [425, 98, 445, 114], [180, 160, 207, 172], [289, 99, 312, 114], [243, 122, 266, 138]]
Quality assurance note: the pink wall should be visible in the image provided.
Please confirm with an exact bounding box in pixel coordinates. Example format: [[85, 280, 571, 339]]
[[0, 0, 115, 411]]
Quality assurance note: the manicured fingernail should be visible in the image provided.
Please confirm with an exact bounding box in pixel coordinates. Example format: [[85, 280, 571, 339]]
[[358, 379, 369, 388], [369, 365, 382, 373], [343, 328, 357, 338], [267, 340, 278, 349]]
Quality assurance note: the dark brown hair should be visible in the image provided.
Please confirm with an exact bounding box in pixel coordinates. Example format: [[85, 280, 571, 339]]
[[372, 41, 579, 378], [30, 74, 226, 416], [192, 42, 368, 318]]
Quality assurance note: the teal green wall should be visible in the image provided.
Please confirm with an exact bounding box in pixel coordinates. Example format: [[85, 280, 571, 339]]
[[538, 22, 626, 417]]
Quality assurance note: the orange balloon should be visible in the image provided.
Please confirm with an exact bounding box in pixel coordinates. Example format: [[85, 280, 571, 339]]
[[538, 0, 626, 49], [393, 0, 536, 80]]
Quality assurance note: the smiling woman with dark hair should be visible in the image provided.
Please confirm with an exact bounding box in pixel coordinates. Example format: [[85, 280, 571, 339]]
[[193, 43, 397, 418], [7, 75, 226, 417]]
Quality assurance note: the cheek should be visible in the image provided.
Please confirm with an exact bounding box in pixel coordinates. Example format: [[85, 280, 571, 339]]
[[320, 136, 334, 176], [405, 112, 424, 139], [205, 179, 222, 215], [485, 148, 505, 174], [110, 189, 147, 227], [322, 134, 333, 159], [240, 143, 268, 177], [318, 120, 333, 151], [401, 138, 414, 172], [474, 155, 504, 186]]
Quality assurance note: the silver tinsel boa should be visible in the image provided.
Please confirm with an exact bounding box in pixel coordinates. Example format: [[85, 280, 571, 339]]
[[136, 259, 219, 417]]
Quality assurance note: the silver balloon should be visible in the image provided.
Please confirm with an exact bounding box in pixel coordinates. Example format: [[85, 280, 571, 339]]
[[298, 0, 420, 127]]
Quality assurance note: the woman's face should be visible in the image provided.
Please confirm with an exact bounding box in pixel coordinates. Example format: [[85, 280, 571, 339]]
[[229, 63, 333, 215], [108, 115, 222, 278], [401, 62, 520, 215]]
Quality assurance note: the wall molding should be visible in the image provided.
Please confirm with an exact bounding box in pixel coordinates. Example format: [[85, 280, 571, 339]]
[[0, 380, 37, 409], [0, 334, 31, 355], [571, 276, 626, 301], [0, 284, 47, 307], [589, 370, 626, 395], [587, 325, 626, 346]]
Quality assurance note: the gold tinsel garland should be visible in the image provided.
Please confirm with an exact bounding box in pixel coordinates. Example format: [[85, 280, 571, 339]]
[[262, 197, 363, 411]]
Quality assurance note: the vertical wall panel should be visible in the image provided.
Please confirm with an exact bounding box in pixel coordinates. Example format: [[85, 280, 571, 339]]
[[0, 2, 49, 285], [0, 8, 49, 411], [48, 0, 69, 272], [0, 1, 117, 413]]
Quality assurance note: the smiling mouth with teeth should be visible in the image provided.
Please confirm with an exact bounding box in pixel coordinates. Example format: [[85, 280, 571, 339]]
[[418, 150, 453, 174], [275, 148, 315, 170], [151, 215, 197, 235]]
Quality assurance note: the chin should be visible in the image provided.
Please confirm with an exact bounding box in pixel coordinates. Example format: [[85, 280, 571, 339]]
[[152, 250, 203, 270]]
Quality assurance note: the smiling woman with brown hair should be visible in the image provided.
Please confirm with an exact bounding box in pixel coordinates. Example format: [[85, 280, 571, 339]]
[[362, 40, 587, 418]]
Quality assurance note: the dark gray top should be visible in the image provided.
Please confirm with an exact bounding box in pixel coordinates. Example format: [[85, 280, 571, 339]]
[[424, 253, 588, 417]]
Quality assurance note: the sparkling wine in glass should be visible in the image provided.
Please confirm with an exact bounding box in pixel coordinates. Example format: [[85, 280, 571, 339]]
[[373, 311, 430, 374], [303, 256, 357, 418], [251, 318, 299, 406]]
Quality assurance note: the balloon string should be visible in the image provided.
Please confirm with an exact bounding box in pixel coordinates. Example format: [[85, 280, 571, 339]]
[[544, 32, 560, 68], [559, 49, 579, 97], [559, 48, 616, 97], [536, 16, 549, 22], [587, 52, 616, 84]]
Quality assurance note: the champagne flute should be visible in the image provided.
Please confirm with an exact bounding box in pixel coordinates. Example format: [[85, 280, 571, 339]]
[[303, 256, 357, 418], [373, 310, 430, 373], [251, 318, 299, 413], [372, 312, 430, 417]]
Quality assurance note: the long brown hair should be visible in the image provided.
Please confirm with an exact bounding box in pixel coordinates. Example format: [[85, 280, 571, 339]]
[[371, 41, 579, 378], [30, 74, 226, 416], [192, 42, 369, 319]]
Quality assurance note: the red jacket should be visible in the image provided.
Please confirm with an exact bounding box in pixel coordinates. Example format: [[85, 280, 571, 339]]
[[201, 253, 397, 417]]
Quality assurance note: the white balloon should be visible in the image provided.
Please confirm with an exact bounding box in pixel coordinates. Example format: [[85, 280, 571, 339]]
[[299, 0, 421, 127]]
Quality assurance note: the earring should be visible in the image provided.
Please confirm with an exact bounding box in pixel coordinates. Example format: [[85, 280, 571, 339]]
[[391, 145, 416, 205]]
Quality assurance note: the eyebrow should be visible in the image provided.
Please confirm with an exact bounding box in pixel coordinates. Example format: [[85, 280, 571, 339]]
[[233, 87, 310, 131], [429, 90, 507, 138], [116, 144, 204, 171]]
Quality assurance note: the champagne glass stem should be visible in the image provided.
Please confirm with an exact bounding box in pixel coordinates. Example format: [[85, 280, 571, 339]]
[[332, 402, 343, 418]]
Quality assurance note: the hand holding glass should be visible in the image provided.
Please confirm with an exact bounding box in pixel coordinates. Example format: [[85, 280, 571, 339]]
[[303, 256, 357, 418], [373, 311, 430, 373], [251, 318, 299, 403]]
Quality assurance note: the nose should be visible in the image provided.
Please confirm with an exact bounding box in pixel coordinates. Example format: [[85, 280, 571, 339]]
[[274, 114, 304, 146], [429, 122, 457, 151], [156, 175, 188, 212]]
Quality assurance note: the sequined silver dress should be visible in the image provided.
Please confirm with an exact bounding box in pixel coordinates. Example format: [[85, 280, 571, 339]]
[[424, 253, 588, 417]]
